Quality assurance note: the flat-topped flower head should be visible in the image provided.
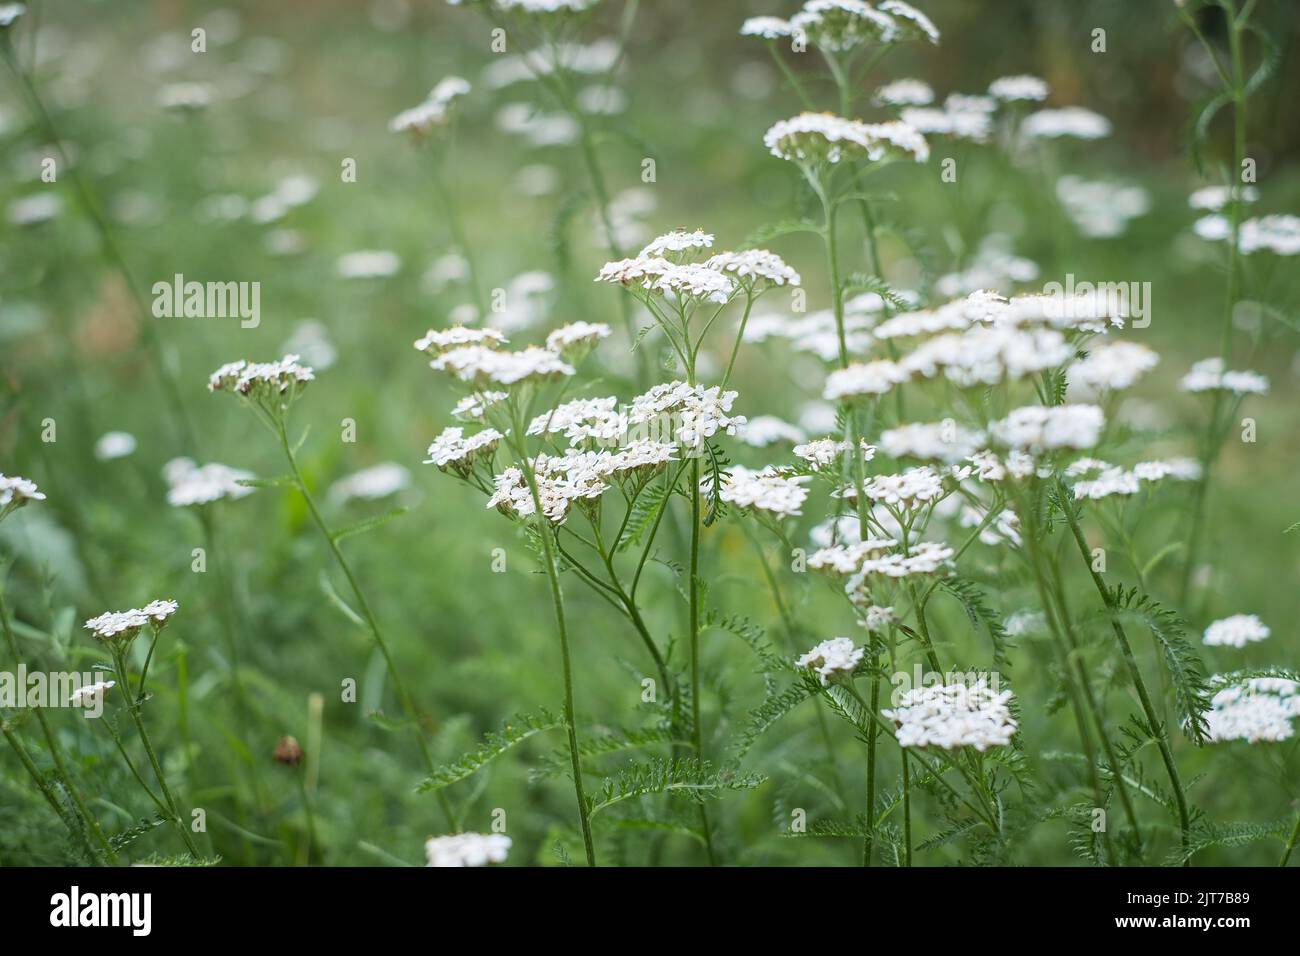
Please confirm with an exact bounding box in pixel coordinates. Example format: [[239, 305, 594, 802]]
[[69, 680, 115, 708], [141, 599, 179, 627], [424, 426, 503, 477], [0, 473, 45, 520], [880, 421, 985, 464], [856, 467, 946, 510], [808, 537, 898, 574], [638, 229, 714, 259], [707, 465, 811, 518], [790, 1, 899, 53], [1066, 457, 1199, 500], [705, 250, 801, 290], [794, 437, 877, 469], [876, 1, 939, 43], [497, 0, 599, 13], [425, 832, 512, 867], [628, 381, 746, 448], [451, 391, 509, 422], [989, 404, 1103, 454], [900, 102, 992, 143], [545, 321, 611, 360], [164, 458, 257, 507], [430, 344, 575, 388], [1238, 215, 1300, 255], [85, 599, 178, 645], [1205, 677, 1299, 743], [1179, 357, 1268, 395], [1189, 184, 1258, 211], [740, 16, 792, 40], [797, 636, 864, 685], [1021, 106, 1111, 140], [414, 325, 508, 356], [0, 4, 26, 30], [988, 74, 1049, 102], [208, 354, 315, 403], [391, 99, 452, 138], [875, 78, 934, 107], [1203, 614, 1270, 649], [823, 359, 907, 400], [884, 679, 1018, 750], [329, 463, 411, 503], [765, 113, 928, 165], [596, 255, 736, 304], [1068, 341, 1158, 394], [485, 450, 623, 524], [737, 416, 806, 447]]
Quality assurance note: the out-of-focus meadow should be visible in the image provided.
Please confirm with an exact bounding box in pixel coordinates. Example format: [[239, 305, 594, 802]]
[[1, 0, 1297, 866]]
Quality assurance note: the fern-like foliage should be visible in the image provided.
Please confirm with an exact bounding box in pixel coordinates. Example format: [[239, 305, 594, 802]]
[[731, 683, 813, 758], [1110, 586, 1212, 745], [587, 758, 765, 816], [1166, 819, 1290, 866], [939, 576, 1014, 670], [416, 709, 563, 793], [616, 478, 672, 552]]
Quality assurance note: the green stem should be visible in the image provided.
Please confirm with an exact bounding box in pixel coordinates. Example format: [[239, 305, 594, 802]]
[[1059, 481, 1192, 862], [1023, 523, 1124, 864], [1180, 0, 1249, 606], [0, 590, 118, 863], [430, 152, 487, 317], [687, 456, 718, 866], [274, 421, 457, 830], [113, 644, 200, 858], [1280, 811, 1300, 866]]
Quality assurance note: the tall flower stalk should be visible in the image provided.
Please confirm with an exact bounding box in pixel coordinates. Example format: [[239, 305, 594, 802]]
[[0, 16, 197, 452], [1175, 0, 1262, 607], [207, 355, 458, 830], [84, 599, 201, 858]]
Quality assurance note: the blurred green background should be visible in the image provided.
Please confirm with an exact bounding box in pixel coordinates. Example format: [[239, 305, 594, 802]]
[[1, 0, 1297, 865]]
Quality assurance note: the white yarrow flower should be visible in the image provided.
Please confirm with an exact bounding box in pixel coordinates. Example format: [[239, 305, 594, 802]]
[[1203, 614, 1270, 649], [797, 637, 864, 685]]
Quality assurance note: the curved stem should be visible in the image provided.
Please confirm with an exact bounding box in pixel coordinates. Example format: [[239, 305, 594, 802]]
[[113, 644, 200, 858], [1059, 481, 1192, 862], [274, 420, 457, 830]]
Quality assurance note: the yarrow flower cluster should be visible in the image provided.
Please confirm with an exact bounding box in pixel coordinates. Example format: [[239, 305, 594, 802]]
[[988, 74, 1048, 102], [627, 381, 747, 449], [430, 344, 575, 387], [708, 466, 811, 518], [414, 325, 509, 355], [797, 637, 864, 684], [390, 76, 471, 138], [794, 437, 876, 469], [328, 463, 412, 503], [1020, 106, 1111, 140], [84, 599, 179, 644], [1204, 678, 1300, 743], [883, 679, 1017, 750], [424, 427, 504, 477], [0, 473, 45, 518], [424, 832, 512, 867], [164, 458, 257, 507], [1068, 341, 1159, 394], [1178, 357, 1269, 395], [989, 404, 1104, 454], [1202, 614, 1270, 649], [208, 354, 315, 399], [1067, 457, 1200, 500], [764, 113, 929, 165]]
